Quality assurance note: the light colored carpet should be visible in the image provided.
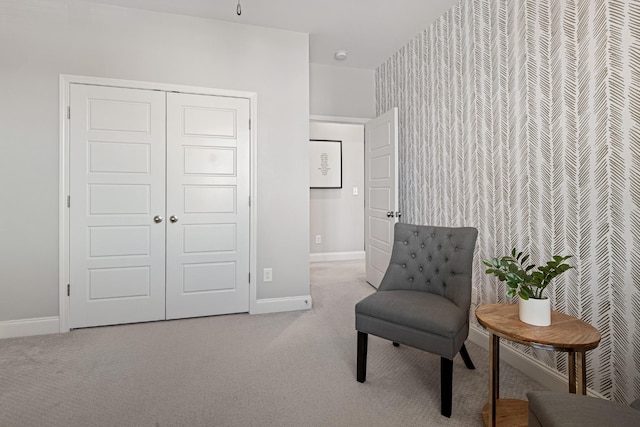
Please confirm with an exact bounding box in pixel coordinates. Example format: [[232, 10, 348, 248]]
[[0, 261, 545, 426]]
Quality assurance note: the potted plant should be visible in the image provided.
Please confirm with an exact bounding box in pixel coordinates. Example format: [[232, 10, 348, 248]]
[[482, 249, 573, 326]]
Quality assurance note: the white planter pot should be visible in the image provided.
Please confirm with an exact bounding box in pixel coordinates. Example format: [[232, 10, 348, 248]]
[[519, 297, 551, 326]]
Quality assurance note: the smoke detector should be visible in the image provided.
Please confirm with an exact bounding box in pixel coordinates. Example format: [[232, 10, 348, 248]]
[[334, 50, 348, 61]]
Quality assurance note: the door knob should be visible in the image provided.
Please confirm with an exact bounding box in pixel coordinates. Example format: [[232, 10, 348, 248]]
[[153, 215, 163, 223], [170, 215, 179, 223], [387, 212, 393, 218]]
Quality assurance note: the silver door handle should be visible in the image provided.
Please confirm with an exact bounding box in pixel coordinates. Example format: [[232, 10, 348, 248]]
[[154, 215, 163, 223], [170, 215, 178, 223], [387, 211, 393, 218]]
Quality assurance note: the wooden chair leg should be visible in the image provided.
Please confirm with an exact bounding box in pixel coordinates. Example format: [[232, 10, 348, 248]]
[[460, 344, 475, 370], [441, 357, 453, 418], [357, 331, 368, 383]]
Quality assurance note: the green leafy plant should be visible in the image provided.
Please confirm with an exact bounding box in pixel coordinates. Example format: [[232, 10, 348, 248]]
[[482, 249, 573, 300]]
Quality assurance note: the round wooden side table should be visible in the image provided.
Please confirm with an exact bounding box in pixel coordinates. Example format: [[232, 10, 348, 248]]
[[475, 303, 601, 427]]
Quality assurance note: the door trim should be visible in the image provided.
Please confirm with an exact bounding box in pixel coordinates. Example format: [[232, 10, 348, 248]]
[[59, 75, 258, 332], [310, 115, 370, 124]]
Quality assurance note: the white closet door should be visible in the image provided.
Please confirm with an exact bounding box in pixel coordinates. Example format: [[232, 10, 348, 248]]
[[165, 93, 251, 319], [69, 84, 167, 328]]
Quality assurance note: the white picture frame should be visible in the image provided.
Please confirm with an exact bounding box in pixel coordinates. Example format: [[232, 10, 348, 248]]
[[309, 139, 342, 189]]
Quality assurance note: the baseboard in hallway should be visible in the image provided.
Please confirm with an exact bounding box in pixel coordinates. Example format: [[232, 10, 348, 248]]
[[310, 251, 365, 263]]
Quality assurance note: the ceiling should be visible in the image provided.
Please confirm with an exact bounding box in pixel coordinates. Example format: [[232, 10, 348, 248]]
[[80, 0, 460, 69]]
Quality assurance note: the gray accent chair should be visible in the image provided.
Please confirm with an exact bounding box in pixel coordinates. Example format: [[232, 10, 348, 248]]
[[528, 391, 640, 426], [355, 223, 478, 417]]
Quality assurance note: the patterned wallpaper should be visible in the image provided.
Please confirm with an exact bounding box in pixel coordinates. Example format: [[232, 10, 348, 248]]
[[376, 0, 640, 402]]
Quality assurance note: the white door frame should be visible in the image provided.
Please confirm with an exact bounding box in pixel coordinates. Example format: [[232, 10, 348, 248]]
[[59, 75, 258, 333]]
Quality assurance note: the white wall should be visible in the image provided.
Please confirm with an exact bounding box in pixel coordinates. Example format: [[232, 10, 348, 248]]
[[0, 0, 310, 323], [309, 63, 375, 118], [309, 123, 364, 259]]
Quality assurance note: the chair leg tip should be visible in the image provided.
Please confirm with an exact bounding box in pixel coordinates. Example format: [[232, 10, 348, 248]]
[[460, 344, 475, 370]]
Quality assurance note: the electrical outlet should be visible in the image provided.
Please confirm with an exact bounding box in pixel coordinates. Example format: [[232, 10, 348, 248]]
[[353, 187, 359, 196], [315, 235, 321, 244], [263, 268, 273, 282]]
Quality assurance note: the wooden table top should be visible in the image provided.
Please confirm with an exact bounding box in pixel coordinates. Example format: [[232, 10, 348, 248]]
[[476, 304, 601, 351]]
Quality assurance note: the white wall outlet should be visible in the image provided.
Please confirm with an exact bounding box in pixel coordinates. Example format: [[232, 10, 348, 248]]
[[352, 186, 359, 196], [263, 268, 273, 282], [315, 235, 321, 244]]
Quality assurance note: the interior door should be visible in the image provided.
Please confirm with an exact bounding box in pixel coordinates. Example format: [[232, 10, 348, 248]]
[[364, 108, 399, 288], [69, 84, 167, 328], [165, 93, 251, 319]]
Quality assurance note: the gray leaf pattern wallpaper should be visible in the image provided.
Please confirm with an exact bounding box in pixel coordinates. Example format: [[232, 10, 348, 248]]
[[376, 0, 639, 403]]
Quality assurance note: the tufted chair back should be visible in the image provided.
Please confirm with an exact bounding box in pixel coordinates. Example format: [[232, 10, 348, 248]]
[[378, 223, 478, 310]]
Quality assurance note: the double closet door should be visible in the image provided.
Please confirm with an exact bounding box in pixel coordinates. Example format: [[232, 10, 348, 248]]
[[69, 84, 250, 329]]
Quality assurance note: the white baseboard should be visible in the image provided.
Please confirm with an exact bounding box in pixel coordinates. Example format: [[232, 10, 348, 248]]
[[468, 325, 605, 399], [250, 295, 313, 315], [310, 251, 365, 263], [0, 317, 60, 339]]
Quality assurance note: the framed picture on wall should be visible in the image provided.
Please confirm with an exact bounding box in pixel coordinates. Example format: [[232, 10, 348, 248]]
[[309, 139, 342, 189]]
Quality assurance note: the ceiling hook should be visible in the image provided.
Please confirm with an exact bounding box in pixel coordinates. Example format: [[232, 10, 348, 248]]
[[237, 0, 242, 16]]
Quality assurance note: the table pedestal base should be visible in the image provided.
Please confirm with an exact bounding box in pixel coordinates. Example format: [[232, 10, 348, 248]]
[[481, 399, 528, 427]]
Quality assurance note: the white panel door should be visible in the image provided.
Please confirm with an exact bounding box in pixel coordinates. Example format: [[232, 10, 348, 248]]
[[165, 93, 250, 319], [69, 84, 166, 328], [364, 108, 398, 288]]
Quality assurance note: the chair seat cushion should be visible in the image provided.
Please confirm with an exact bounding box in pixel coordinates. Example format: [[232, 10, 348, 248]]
[[355, 290, 466, 338], [527, 391, 640, 427]]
